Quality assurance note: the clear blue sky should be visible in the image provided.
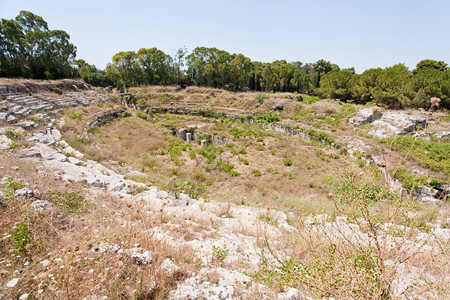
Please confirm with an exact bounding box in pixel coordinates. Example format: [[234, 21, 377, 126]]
[[1, 0, 449, 73]]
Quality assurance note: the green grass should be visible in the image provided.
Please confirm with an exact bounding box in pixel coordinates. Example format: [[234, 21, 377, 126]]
[[68, 111, 82, 120], [48, 191, 86, 213], [386, 136, 450, 176], [391, 168, 448, 190]]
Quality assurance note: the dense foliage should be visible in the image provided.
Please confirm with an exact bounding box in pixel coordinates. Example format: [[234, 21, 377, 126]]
[[0, 11, 77, 79], [1, 11, 449, 108]]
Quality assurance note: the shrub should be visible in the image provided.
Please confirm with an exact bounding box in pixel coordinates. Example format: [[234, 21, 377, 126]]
[[304, 96, 320, 104], [257, 112, 280, 123], [2, 177, 23, 197], [11, 220, 31, 254], [48, 191, 86, 213], [252, 170, 262, 177], [230, 170, 240, 177], [254, 93, 267, 104], [195, 173, 205, 181], [68, 111, 82, 120], [212, 244, 229, 263], [217, 160, 234, 172], [284, 159, 292, 166]]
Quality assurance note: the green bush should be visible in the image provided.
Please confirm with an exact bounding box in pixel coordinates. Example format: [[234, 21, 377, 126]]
[[195, 173, 205, 181], [284, 159, 292, 166], [11, 220, 31, 254], [252, 170, 261, 176], [304, 96, 320, 104], [48, 191, 86, 213], [255, 93, 268, 104], [68, 111, 82, 120], [217, 160, 234, 172], [230, 170, 240, 177], [386, 136, 450, 176]]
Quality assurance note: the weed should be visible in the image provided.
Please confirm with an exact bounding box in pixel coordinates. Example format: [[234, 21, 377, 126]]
[[11, 220, 31, 254], [217, 160, 234, 172], [68, 111, 82, 120], [284, 159, 292, 166], [230, 170, 240, 177], [255, 93, 267, 104], [2, 177, 23, 197], [195, 173, 205, 181], [48, 191, 86, 213], [252, 170, 262, 177], [212, 244, 229, 263]]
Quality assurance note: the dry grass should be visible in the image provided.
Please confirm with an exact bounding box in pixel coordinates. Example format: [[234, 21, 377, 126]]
[[59, 110, 352, 218], [0, 151, 196, 299]]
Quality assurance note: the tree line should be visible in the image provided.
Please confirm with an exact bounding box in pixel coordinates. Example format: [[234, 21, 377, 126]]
[[1, 11, 449, 109]]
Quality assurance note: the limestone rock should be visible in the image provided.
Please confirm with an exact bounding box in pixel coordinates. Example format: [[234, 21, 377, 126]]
[[159, 258, 180, 274], [369, 112, 427, 138], [349, 107, 382, 125], [435, 131, 450, 139], [125, 248, 155, 266], [15, 121, 37, 130], [0, 135, 12, 150], [15, 187, 40, 198], [169, 267, 255, 299], [277, 288, 311, 300], [6, 277, 19, 288], [30, 200, 53, 211]]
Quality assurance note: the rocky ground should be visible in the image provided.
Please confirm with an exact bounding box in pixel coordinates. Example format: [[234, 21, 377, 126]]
[[0, 80, 449, 299]]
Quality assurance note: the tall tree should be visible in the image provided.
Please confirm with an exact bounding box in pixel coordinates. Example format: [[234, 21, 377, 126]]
[[0, 10, 76, 79], [413, 59, 447, 74]]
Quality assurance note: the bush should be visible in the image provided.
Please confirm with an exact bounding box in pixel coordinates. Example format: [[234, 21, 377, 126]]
[[230, 170, 240, 177], [48, 191, 86, 213], [304, 96, 320, 104], [252, 170, 262, 177], [195, 172, 205, 181], [68, 111, 82, 120], [254, 93, 268, 104], [283, 159, 292, 166], [217, 160, 234, 172], [11, 220, 31, 254]]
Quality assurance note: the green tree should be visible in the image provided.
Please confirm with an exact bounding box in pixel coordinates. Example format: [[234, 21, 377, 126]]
[[106, 51, 140, 90], [413, 59, 447, 74], [137, 47, 171, 85], [0, 10, 77, 79], [320, 69, 355, 100]]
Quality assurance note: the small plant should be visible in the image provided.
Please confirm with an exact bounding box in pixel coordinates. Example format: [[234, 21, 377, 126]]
[[252, 170, 262, 177], [194, 257, 204, 268], [4, 127, 21, 139], [217, 160, 234, 172], [11, 220, 31, 254], [195, 172, 205, 181], [254, 93, 267, 104], [189, 150, 196, 159], [2, 177, 23, 197], [212, 244, 229, 263], [284, 159, 292, 166], [68, 111, 82, 120], [48, 191, 86, 213], [230, 170, 240, 177]]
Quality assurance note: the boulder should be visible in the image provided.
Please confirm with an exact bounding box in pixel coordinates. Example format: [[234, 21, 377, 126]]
[[349, 107, 382, 125], [159, 258, 180, 274], [124, 247, 155, 266], [15, 120, 38, 130], [0, 135, 12, 150], [30, 200, 53, 211], [435, 131, 450, 139], [15, 187, 40, 198], [272, 99, 291, 111]]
